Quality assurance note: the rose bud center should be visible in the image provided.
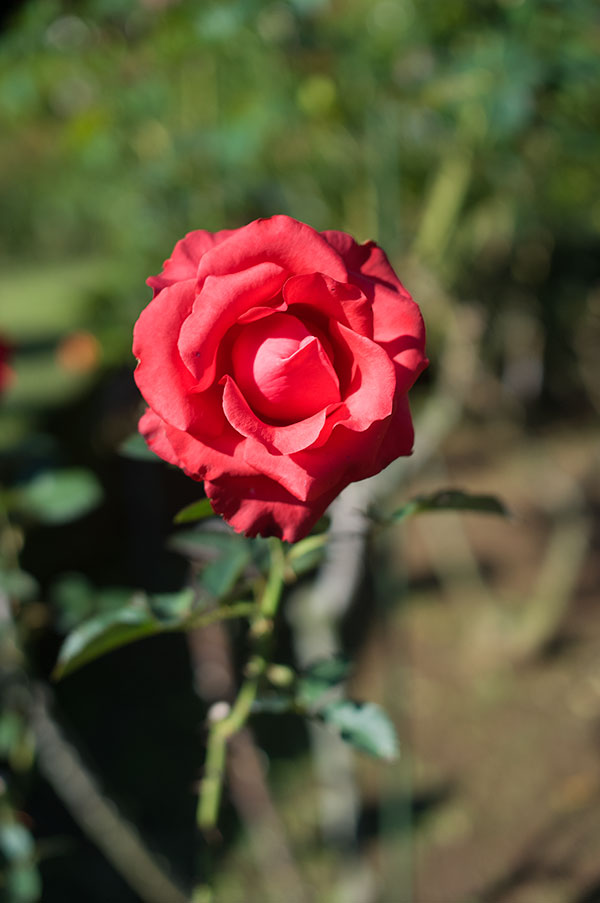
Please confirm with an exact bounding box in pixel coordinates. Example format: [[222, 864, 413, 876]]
[[231, 312, 340, 422]]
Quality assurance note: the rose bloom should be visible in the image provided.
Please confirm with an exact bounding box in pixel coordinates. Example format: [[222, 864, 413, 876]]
[[134, 216, 427, 542], [0, 338, 13, 393]]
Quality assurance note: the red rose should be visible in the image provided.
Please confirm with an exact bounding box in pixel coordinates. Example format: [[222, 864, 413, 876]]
[[134, 216, 427, 542], [0, 338, 13, 394]]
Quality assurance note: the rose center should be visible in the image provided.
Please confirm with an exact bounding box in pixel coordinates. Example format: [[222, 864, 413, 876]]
[[231, 312, 340, 422]]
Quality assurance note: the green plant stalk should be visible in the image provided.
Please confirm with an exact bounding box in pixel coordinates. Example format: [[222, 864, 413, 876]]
[[197, 538, 286, 833]]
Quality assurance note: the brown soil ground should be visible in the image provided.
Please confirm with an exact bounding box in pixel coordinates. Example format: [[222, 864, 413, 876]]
[[355, 423, 600, 903]]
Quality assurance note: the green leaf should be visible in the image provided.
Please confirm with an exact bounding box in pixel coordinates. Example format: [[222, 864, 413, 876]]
[[387, 489, 510, 523], [0, 823, 34, 861], [296, 656, 351, 708], [53, 587, 253, 678], [286, 533, 328, 577], [0, 568, 38, 602], [173, 498, 215, 524], [318, 700, 399, 761], [118, 433, 161, 462], [169, 530, 251, 599], [52, 602, 160, 679], [6, 863, 42, 903], [13, 469, 103, 524], [251, 695, 294, 715], [147, 588, 196, 624], [50, 572, 95, 631], [0, 712, 25, 759]]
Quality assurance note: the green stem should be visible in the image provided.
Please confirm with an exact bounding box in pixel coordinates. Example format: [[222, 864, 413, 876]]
[[197, 537, 286, 834]]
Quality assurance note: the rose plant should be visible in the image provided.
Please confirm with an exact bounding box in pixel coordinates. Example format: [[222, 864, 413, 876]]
[[134, 215, 427, 541]]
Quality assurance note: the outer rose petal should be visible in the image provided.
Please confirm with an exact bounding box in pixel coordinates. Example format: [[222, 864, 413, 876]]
[[196, 216, 348, 286], [161, 418, 258, 483], [138, 408, 181, 468], [133, 279, 199, 431], [205, 476, 341, 543], [370, 394, 415, 471], [321, 230, 404, 289], [322, 229, 428, 392], [239, 412, 393, 504], [147, 228, 236, 296]]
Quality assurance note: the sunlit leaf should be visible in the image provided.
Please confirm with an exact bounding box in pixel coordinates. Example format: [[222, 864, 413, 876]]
[[13, 469, 103, 524], [173, 498, 215, 524], [53, 588, 254, 679], [53, 603, 160, 679], [0, 823, 34, 861], [317, 700, 399, 761]]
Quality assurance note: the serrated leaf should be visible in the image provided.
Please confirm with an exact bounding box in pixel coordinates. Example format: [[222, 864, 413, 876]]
[[13, 469, 103, 524], [296, 656, 351, 707], [388, 489, 510, 523], [118, 432, 161, 462], [318, 700, 399, 761], [173, 498, 215, 524]]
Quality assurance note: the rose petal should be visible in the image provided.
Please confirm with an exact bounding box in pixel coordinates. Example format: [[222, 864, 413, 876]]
[[133, 279, 199, 431], [147, 228, 236, 296], [138, 408, 181, 467], [231, 312, 340, 422], [178, 263, 287, 390], [238, 411, 392, 503], [196, 216, 348, 285], [369, 284, 428, 392], [221, 375, 343, 456], [321, 230, 428, 391], [369, 394, 415, 470], [321, 231, 403, 289], [328, 321, 396, 429], [205, 475, 340, 543], [161, 417, 257, 482], [283, 272, 373, 337]]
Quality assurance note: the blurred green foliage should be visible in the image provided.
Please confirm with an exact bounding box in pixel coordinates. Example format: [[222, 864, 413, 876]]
[[1, 0, 598, 277], [0, 0, 598, 429]]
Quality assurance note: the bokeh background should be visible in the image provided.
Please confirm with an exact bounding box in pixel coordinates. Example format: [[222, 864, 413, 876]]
[[0, 0, 599, 901]]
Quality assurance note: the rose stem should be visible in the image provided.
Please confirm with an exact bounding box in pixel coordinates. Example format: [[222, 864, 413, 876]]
[[197, 536, 286, 834]]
